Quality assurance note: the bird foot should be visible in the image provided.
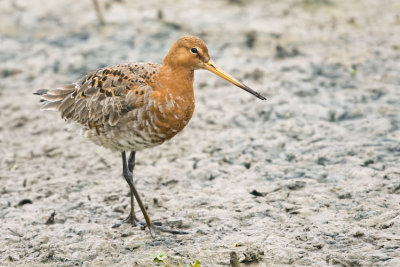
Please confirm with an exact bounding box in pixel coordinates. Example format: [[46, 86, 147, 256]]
[[112, 215, 189, 237], [112, 213, 144, 229], [152, 223, 190, 235], [147, 221, 190, 236]]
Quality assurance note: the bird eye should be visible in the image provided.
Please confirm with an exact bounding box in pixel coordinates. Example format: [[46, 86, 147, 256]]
[[190, 47, 198, 54]]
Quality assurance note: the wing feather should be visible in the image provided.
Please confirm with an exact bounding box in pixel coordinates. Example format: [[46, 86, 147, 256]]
[[37, 63, 160, 129]]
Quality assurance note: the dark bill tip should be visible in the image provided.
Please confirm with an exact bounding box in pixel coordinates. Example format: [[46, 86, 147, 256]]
[[240, 83, 267, 100]]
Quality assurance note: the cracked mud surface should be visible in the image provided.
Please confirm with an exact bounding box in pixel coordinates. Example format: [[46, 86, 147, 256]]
[[0, 0, 399, 266]]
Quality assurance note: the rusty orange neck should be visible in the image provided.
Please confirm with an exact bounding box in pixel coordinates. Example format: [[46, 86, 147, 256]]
[[158, 64, 194, 100], [148, 64, 195, 140]]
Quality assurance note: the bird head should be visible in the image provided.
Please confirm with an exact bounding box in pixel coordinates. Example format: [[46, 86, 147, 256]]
[[164, 36, 266, 100]]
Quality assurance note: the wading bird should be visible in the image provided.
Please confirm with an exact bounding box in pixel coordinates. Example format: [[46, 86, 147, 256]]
[[35, 36, 266, 237]]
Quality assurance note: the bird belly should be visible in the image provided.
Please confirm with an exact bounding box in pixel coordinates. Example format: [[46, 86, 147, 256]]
[[82, 124, 163, 152], [78, 108, 165, 152], [76, 93, 194, 152]]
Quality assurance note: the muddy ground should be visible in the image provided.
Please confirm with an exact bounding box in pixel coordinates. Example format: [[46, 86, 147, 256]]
[[0, 0, 399, 266]]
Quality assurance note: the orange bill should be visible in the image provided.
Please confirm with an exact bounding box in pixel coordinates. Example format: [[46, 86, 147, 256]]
[[204, 60, 266, 100]]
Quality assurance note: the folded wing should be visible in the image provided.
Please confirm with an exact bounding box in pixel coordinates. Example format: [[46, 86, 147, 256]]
[[36, 64, 159, 128]]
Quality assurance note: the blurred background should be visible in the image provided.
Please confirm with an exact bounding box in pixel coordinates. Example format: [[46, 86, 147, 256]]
[[0, 0, 399, 266], [2, 0, 397, 92]]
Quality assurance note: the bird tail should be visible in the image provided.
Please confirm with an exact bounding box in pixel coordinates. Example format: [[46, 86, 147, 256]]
[[33, 89, 49, 96], [34, 85, 76, 111]]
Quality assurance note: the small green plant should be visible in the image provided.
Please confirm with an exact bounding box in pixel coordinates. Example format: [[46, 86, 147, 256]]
[[151, 252, 202, 267], [151, 252, 171, 266], [349, 65, 357, 76], [187, 259, 201, 267]]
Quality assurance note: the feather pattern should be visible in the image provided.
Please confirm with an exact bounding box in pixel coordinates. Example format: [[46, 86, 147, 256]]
[[36, 60, 195, 152], [38, 63, 158, 127], [35, 63, 165, 151]]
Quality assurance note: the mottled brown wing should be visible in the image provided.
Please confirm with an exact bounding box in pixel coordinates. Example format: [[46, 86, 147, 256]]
[[39, 63, 159, 127]]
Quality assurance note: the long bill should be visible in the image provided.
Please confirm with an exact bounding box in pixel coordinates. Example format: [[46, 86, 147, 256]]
[[203, 60, 266, 100]]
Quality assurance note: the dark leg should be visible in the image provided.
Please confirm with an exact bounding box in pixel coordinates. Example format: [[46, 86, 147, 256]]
[[128, 151, 135, 172], [112, 152, 143, 229], [114, 151, 189, 236], [122, 151, 155, 237], [126, 151, 139, 223]]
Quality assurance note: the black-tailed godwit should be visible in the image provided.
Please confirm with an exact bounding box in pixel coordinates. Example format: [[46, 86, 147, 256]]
[[35, 36, 266, 237]]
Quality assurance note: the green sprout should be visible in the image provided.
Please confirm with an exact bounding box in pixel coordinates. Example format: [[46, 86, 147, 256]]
[[151, 252, 202, 267], [349, 65, 357, 76], [187, 259, 201, 267], [151, 252, 168, 264]]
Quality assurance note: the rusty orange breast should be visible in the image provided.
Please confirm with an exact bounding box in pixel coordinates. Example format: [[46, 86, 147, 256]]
[[148, 65, 195, 140]]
